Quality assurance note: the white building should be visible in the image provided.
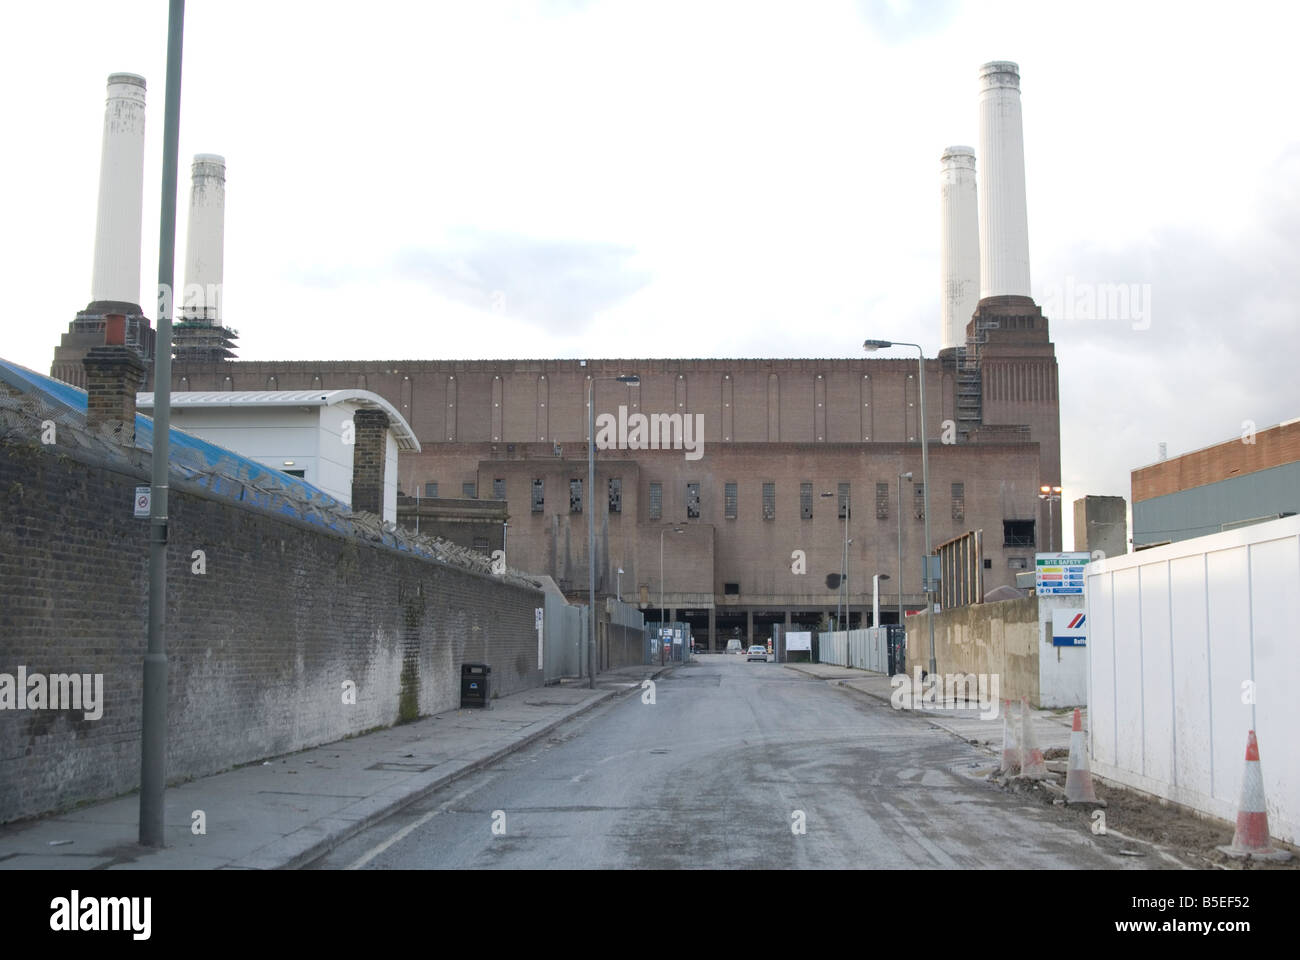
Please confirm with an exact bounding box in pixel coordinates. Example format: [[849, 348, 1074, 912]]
[[136, 389, 419, 523]]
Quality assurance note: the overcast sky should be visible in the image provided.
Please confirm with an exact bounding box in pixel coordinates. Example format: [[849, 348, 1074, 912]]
[[4, 0, 1297, 550]]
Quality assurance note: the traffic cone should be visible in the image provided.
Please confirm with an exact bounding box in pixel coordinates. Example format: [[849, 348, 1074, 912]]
[[1064, 708, 1101, 804], [999, 700, 1019, 775], [1217, 731, 1293, 861], [1019, 696, 1049, 780]]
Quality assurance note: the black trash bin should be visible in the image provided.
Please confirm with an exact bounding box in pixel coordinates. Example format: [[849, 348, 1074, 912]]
[[461, 663, 491, 708]]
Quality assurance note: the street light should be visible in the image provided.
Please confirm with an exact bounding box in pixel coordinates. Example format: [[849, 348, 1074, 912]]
[[616, 567, 624, 602], [866, 339, 936, 678], [660, 525, 685, 664], [897, 471, 911, 626], [1039, 484, 1063, 552], [819, 491, 847, 628], [872, 573, 891, 628], [588, 374, 639, 688]]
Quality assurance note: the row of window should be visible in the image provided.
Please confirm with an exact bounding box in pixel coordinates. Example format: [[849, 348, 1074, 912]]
[[419, 478, 977, 527]]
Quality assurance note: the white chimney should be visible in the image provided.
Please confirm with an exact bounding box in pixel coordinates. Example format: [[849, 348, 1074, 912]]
[[182, 154, 226, 321], [90, 73, 147, 307], [977, 61, 1031, 299], [940, 145, 979, 351]]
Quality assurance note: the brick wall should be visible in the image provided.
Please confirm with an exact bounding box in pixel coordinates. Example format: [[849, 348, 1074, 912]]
[[0, 435, 543, 824]]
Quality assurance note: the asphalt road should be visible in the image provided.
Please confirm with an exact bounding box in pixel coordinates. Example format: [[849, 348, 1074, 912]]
[[310, 654, 1153, 869]]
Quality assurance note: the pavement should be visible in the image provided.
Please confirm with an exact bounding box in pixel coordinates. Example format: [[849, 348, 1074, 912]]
[[0, 662, 676, 870], [780, 661, 1080, 757]]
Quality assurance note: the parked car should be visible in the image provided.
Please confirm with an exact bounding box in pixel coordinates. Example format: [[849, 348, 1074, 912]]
[[747, 645, 768, 662]]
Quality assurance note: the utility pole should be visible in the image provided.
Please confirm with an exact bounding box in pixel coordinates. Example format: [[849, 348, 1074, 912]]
[[141, 0, 185, 848]]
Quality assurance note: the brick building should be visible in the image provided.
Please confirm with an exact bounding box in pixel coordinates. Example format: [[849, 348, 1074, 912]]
[[167, 302, 1060, 649]]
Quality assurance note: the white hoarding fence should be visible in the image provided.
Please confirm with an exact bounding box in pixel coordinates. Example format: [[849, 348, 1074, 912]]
[[1085, 515, 1300, 844]]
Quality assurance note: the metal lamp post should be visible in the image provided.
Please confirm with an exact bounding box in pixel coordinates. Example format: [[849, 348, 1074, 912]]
[[1039, 485, 1062, 552], [872, 573, 890, 627], [616, 567, 623, 602], [588, 374, 639, 688], [867, 340, 936, 677], [897, 471, 911, 624], [660, 525, 684, 661]]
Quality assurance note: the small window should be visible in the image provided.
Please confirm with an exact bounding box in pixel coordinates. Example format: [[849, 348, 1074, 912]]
[[1003, 520, 1035, 548], [913, 482, 925, 520], [724, 582, 740, 596], [649, 482, 662, 521], [531, 478, 544, 513], [570, 479, 583, 514], [424, 481, 438, 498], [609, 477, 622, 514], [800, 483, 813, 520], [951, 482, 965, 521], [284, 469, 306, 478], [983, 558, 993, 569], [876, 482, 889, 520], [687, 482, 700, 519], [493, 478, 506, 500], [725, 482, 738, 520], [463, 481, 477, 499], [1007, 556, 1029, 570], [838, 482, 850, 520], [762, 482, 776, 521]]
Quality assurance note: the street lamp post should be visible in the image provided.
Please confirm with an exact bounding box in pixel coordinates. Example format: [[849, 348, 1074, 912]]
[[588, 374, 639, 688], [660, 525, 684, 662], [897, 471, 911, 625], [872, 573, 891, 627], [1039, 485, 1063, 552], [867, 340, 936, 677], [616, 567, 623, 602]]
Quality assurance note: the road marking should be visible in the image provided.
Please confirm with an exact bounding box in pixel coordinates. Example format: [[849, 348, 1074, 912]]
[[345, 779, 485, 870]]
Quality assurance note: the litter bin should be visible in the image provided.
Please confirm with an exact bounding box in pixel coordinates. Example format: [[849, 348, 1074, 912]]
[[461, 663, 491, 708]]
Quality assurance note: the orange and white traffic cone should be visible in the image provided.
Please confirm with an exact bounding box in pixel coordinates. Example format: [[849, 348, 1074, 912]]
[[999, 700, 1020, 776], [1064, 708, 1102, 804], [1217, 730, 1292, 861], [1019, 696, 1049, 780]]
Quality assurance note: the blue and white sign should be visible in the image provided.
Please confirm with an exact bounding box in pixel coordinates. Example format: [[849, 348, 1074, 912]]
[[1052, 609, 1087, 646]]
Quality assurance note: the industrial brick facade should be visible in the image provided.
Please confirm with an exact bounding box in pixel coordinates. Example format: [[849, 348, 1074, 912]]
[[171, 328, 1060, 649], [0, 430, 543, 824]]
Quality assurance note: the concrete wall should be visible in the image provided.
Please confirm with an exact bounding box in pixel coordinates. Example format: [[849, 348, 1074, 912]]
[[0, 435, 543, 824], [906, 596, 1041, 704], [1085, 516, 1300, 843]]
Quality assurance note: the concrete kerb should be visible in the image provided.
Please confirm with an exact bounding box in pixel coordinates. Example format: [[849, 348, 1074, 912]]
[[276, 664, 676, 871]]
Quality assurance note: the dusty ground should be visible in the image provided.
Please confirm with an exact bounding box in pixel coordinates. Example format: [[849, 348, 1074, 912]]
[[984, 769, 1299, 870]]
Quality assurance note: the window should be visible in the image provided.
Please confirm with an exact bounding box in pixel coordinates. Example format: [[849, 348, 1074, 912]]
[[724, 582, 740, 596], [800, 483, 813, 520], [687, 482, 700, 519], [493, 478, 506, 500], [951, 482, 965, 521], [724, 482, 738, 520], [762, 482, 776, 521], [424, 481, 438, 498], [284, 469, 305, 478], [531, 478, 544, 513], [649, 482, 662, 521], [569, 479, 583, 514], [913, 483, 925, 520], [609, 477, 622, 514], [838, 482, 850, 520], [1003, 520, 1036, 547], [463, 481, 477, 499], [1007, 556, 1029, 570], [876, 482, 889, 520]]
